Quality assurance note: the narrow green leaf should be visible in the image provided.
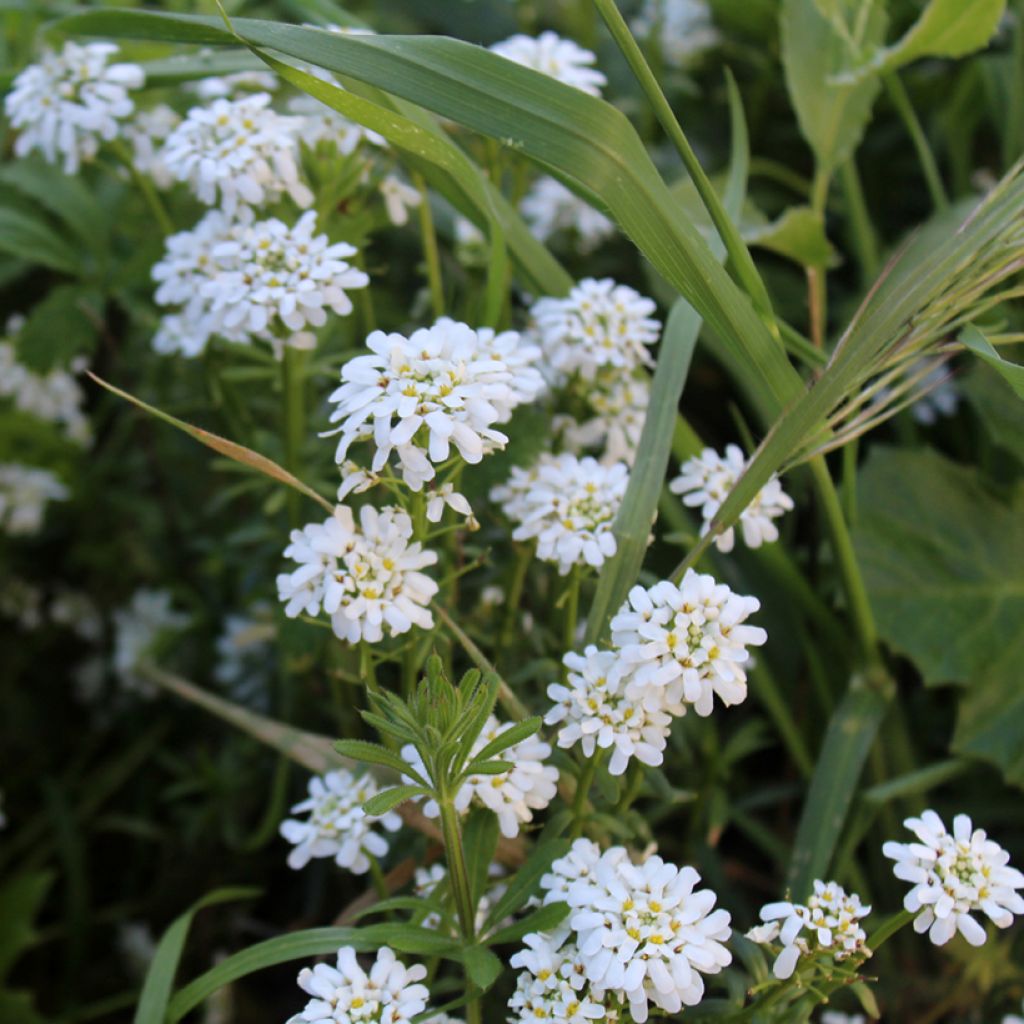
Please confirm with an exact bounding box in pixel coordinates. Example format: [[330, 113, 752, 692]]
[[461, 760, 514, 776], [88, 373, 335, 514], [460, 945, 502, 990], [469, 718, 541, 766], [585, 299, 701, 644], [362, 785, 425, 817], [961, 324, 1024, 399], [0, 205, 82, 275], [334, 740, 413, 780], [786, 684, 890, 897], [484, 901, 570, 947], [482, 839, 570, 931], [134, 887, 258, 1024], [352, 896, 444, 922]]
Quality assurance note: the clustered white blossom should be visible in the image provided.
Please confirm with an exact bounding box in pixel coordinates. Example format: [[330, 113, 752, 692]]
[[286, 946, 430, 1024], [559, 370, 650, 466], [669, 444, 794, 553], [191, 70, 279, 101], [126, 104, 181, 188], [402, 716, 558, 838], [883, 810, 1024, 946], [159, 93, 312, 214], [379, 175, 421, 227], [491, 454, 628, 574], [546, 645, 672, 775], [0, 463, 68, 536], [152, 208, 368, 356], [820, 1014, 867, 1024], [0, 331, 91, 445], [520, 176, 615, 252], [279, 769, 401, 874], [1001, 1000, 1024, 1024], [489, 32, 606, 96], [531, 278, 660, 382], [277, 504, 438, 644], [326, 318, 543, 494], [112, 588, 190, 695], [632, 0, 718, 68], [520, 838, 731, 1022], [3, 41, 144, 173], [750, 879, 870, 980]]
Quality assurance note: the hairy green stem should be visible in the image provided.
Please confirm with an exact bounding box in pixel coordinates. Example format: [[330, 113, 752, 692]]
[[413, 170, 445, 317], [885, 73, 948, 211], [438, 795, 479, 1020], [570, 753, 600, 838]]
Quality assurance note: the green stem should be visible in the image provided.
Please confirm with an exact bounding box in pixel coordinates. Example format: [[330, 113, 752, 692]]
[[885, 73, 948, 211], [563, 565, 582, 661], [839, 158, 879, 286], [413, 170, 445, 318], [281, 346, 306, 529], [360, 641, 380, 699], [496, 543, 532, 664], [111, 140, 173, 237], [570, 753, 600, 838], [591, 0, 776, 331]]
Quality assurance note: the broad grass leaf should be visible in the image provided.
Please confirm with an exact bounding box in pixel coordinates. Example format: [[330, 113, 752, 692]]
[[854, 447, 1024, 786], [781, 0, 887, 174], [134, 887, 258, 1024]]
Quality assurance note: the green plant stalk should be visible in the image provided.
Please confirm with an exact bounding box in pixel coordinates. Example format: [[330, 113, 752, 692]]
[[885, 73, 948, 212], [496, 543, 532, 663], [413, 170, 445, 317], [570, 753, 601, 838], [839, 158, 879, 286], [563, 566, 581, 669], [591, 0, 777, 333], [281, 346, 307, 529], [110, 139, 174, 236]]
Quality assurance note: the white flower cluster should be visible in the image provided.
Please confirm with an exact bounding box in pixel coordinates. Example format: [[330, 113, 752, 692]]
[[0, 463, 68, 536], [279, 769, 401, 874], [0, 335, 91, 445], [491, 454, 628, 575], [559, 370, 649, 466], [546, 646, 672, 775], [402, 716, 558, 838], [520, 177, 614, 252], [286, 946, 430, 1024], [152, 208, 368, 356], [286, 91, 384, 154], [112, 588, 190, 695], [820, 1014, 867, 1024], [883, 810, 1024, 946], [489, 32, 606, 96], [159, 93, 312, 214], [531, 278, 660, 382], [191, 70, 279, 101], [669, 444, 794, 553], [524, 838, 731, 1022], [4, 41, 144, 173], [632, 0, 718, 68], [126, 104, 181, 188], [547, 571, 766, 774], [750, 879, 870, 980], [1002, 1000, 1024, 1024], [327, 318, 543, 494], [277, 504, 438, 644], [508, 930, 620, 1024]]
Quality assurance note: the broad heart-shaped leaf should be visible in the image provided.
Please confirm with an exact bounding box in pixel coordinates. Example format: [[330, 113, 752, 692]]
[[781, 0, 887, 174], [57, 8, 805, 426], [834, 0, 1006, 83], [854, 447, 1024, 786]]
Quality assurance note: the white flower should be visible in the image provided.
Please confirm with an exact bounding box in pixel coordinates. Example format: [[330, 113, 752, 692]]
[[1001, 1000, 1024, 1024], [276, 505, 438, 644], [160, 93, 312, 214], [883, 810, 1024, 946], [492, 454, 628, 575], [820, 1014, 867, 1024], [546, 645, 672, 775], [490, 32, 606, 96], [326, 319, 538, 491], [610, 572, 767, 717], [380, 175, 421, 226], [669, 444, 794, 553], [279, 769, 401, 874], [401, 716, 558, 838], [112, 588, 189, 696], [117, 922, 157, 978], [286, 946, 430, 1024], [125, 104, 181, 188], [425, 482, 473, 524], [565, 847, 732, 1021], [632, 0, 718, 68], [205, 209, 368, 339], [191, 70, 278, 100], [911, 360, 960, 425], [541, 837, 615, 905], [152, 208, 367, 356], [531, 278, 660, 381], [561, 369, 648, 465], [0, 464, 68, 535], [337, 461, 382, 502], [4, 41, 144, 173], [0, 336, 91, 445], [287, 90, 385, 153], [520, 177, 615, 251], [508, 931, 619, 1024], [755, 879, 870, 980]]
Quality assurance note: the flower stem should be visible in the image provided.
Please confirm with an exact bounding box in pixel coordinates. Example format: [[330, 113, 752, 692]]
[[413, 170, 445, 318], [563, 565, 582, 671], [111, 140, 174, 237], [496, 543, 532, 664], [885, 72, 948, 212], [570, 752, 600, 838], [281, 346, 306, 529]]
